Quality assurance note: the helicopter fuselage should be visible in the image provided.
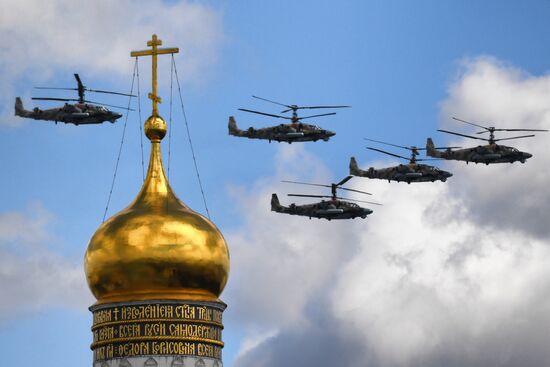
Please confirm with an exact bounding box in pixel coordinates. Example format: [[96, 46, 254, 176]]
[[15, 98, 122, 125], [228, 116, 335, 143], [427, 139, 532, 164], [271, 194, 372, 220], [349, 157, 452, 183]]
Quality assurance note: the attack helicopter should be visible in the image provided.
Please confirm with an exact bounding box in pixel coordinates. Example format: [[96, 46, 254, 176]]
[[15, 74, 135, 125], [271, 176, 381, 220], [228, 95, 349, 143], [350, 138, 455, 184], [427, 117, 548, 165]]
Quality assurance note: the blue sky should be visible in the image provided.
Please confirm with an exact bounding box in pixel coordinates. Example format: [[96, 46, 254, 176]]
[[1, 1, 550, 366]]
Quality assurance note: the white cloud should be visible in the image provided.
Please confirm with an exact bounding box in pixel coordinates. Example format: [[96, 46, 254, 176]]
[[0, 204, 92, 321], [228, 58, 550, 367], [0, 0, 224, 126], [226, 145, 357, 330], [439, 57, 550, 238]]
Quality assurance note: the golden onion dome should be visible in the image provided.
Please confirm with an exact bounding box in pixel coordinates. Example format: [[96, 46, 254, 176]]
[[85, 115, 229, 304]]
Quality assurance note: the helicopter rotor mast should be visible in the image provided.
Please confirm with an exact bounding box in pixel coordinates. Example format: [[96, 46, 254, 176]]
[[365, 137, 461, 164], [451, 116, 548, 144], [282, 176, 372, 202], [250, 95, 350, 124], [74, 73, 85, 103], [34, 74, 136, 107]]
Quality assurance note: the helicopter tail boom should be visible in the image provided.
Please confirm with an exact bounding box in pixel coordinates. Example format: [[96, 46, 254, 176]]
[[349, 157, 360, 175], [349, 157, 375, 178], [14, 97, 34, 118], [426, 137, 443, 158], [15, 97, 38, 119], [271, 193, 284, 212], [228, 116, 246, 137]]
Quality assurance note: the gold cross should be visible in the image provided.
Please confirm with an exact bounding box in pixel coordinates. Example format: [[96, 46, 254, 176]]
[[131, 34, 179, 116]]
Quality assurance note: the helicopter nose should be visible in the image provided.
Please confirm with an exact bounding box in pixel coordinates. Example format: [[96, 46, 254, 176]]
[[524, 152, 533, 159], [326, 130, 336, 137], [446, 171, 453, 177]]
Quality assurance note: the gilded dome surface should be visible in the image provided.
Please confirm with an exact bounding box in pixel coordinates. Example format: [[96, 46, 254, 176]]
[[85, 116, 229, 304]]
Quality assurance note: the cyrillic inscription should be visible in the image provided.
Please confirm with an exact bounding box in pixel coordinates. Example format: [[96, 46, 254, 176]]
[[93, 322, 222, 343], [91, 302, 224, 362], [93, 304, 222, 325], [93, 342, 222, 360]]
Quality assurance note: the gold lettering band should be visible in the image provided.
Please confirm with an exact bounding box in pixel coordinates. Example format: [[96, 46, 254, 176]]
[[91, 301, 225, 362], [93, 341, 222, 360], [93, 304, 223, 326], [92, 335, 224, 348], [93, 323, 222, 343], [92, 318, 223, 331]]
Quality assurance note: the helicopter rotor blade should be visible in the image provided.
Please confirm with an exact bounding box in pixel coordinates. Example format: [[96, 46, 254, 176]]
[[86, 88, 137, 97], [296, 112, 337, 120], [492, 128, 549, 132], [288, 194, 331, 199], [32, 97, 79, 102], [493, 134, 536, 142], [366, 147, 409, 161], [252, 95, 292, 108], [437, 129, 489, 141], [452, 116, 489, 130], [364, 138, 412, 151], [239, 108, 291, 120], [410, 146, 462, 150], [83, 100, 135, 111], [287, 194, 382, 205], [415, 158, 448, 162], [282, 180, 331, 189], [336, 175, 353, 187], [298, 105, 350, 110], [334, 196, 383, 206], [282, 105, 351, 113], [339, 187, 372, 196], [34, 87, 77, 91], [74, 73, 83, 85]]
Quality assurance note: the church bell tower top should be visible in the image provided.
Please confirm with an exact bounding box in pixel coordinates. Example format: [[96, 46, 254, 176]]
[[85, 35, 229, 305], [130, 34, 179, 117]]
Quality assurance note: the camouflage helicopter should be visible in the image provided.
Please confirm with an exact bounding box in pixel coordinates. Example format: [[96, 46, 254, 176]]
[[427, 117, 548, 164], [350, 138, 455, 184], [271, 176, 381, 220], [228, 95, 349, 143], [15, 74, 135, 125]]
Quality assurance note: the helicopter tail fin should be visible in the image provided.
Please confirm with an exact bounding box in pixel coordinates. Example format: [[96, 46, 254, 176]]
[[14, 97, 34, 118], [14, 97, 25, 116], [426, 137, 441, 158], [271, 193, 283, 212], [349, 157, 360, 176], [228, 116, 241, 136]]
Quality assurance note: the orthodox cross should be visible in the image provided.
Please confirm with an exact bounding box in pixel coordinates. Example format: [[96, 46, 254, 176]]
[[131, 34, 179, 116]]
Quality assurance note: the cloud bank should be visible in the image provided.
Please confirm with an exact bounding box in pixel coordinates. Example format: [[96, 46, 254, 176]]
[[0, 203, 92, 321], [226, 58, 550, 367]]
